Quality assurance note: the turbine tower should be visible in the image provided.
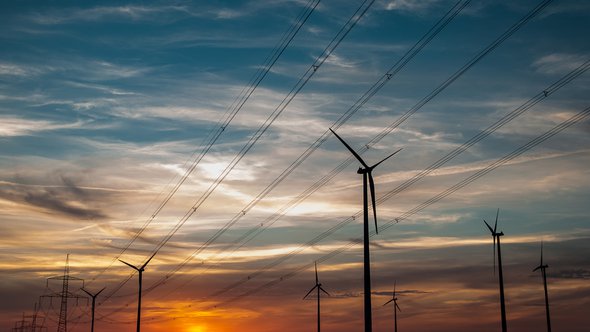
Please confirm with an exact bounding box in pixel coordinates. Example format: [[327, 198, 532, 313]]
[[533, 242, 551, 332], [81, 287, 105, 332], [330, 128, 401, 332], [483, 209, 507, 332], [303, 262, 330, 332], [383, 281, 401, 332], [119, 252, 157, 332]]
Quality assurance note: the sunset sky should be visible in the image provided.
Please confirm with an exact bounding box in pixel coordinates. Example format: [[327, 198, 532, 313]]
[[1, 0, 589, 331]]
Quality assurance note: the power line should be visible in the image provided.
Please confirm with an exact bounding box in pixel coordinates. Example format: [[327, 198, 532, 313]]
[[212, 104, 590, 308], [182, 0, 557, 300], [98, 0, 376, 306], [88, 0, 320, 286], [198, 53, 587, 302], [142, 0, 471, 297]]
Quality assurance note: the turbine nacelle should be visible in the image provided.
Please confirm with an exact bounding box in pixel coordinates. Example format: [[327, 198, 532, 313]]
[[533, 264, 549, 272], [304, 262, 330, 300]]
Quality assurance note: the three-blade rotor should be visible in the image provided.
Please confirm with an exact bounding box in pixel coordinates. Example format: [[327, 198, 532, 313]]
[[81, 287, 106, 298], [483, 208, 503, 274], [330, 128, 401, 234], [533, 241, 548, 272], [383, 281, 401, 311], [119, 251, 158, 272], [304, 262, 330, 299]]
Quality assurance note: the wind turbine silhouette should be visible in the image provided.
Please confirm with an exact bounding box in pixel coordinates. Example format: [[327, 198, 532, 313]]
[[330, 128, 401, 332], [81, 287, 105, 332], [303, 262, 330, 332], [533, 242, 551, 332], [383, 281, 401, 332], [119, 252, 157, 332], [483, 208, 507, 332]]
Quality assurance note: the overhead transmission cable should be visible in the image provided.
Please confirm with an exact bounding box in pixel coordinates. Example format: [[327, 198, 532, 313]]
[[99, 0, 375, 305], [142, 0, 471, 295], [204, 55, 587, 301], [88, 0, 321, 286], [173, 0, 556, 299], [212, 104, 590, 308], [222, 0, 555, 254]]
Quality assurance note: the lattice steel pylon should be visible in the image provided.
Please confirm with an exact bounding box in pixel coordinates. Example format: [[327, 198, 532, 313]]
[[41, 254, 86, 332]]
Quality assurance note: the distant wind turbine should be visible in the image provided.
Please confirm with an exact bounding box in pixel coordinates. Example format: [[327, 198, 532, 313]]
[[81, 287, 105, 332], [330, 128, 401, 332], [383, 281, 401, 332], [303, 262, 330, 332], [533, 242, 551, 332], [483, 208, 507, 332], [119, 252, 157, 332]]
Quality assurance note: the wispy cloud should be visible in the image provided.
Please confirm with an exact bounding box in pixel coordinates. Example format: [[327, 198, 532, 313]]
[[0, 62, 47, 78], [0, 117, 86, 136], [384, 0, 444, 13], [532, 53, 587, 75], [0, 176, 109, 220], [27, 5, 191, 25]]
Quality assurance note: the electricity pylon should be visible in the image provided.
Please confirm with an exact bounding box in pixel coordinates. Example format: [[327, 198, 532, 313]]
[[41, 254, 86, 332]]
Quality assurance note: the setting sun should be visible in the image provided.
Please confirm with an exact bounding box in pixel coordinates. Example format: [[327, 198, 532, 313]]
[[186, 326, 207, 332]]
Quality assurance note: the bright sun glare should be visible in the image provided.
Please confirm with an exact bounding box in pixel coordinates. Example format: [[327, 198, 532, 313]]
[[187, 326, 207, 332]]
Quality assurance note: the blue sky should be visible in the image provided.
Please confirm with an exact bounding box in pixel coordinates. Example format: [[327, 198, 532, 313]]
[[1, 0, 589, 331]]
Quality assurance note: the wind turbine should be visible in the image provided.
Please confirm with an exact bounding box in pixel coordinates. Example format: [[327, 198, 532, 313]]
[[119, 252, 157, 332], [483, 208, 507, 332], [330, 128, 401, 332], [533, 242, 551, 332], [383, 281, 401, 332], [303, 262, 330, 332], [81, 287, 105, 332]]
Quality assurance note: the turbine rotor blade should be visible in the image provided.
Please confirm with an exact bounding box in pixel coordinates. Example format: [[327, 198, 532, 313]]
[[303, 285, 319, 300], [539, 241, 543, 266], [383, 298, 394, 306], [395, 302, 401, 312], [81, 288, 92, 297], [96, 287, 106, 296], [393, 280, 396, 296], [483, 219, 494, 234], [141, 251, 158, 270], [118, 259, 139, 271], [319, 286, 330, 296], [371, 148, 402, 169], [494, 209, 499, 233], [315, 262, 318, 285], [368, 172, 378, 234], [329, 128, 368, 168]]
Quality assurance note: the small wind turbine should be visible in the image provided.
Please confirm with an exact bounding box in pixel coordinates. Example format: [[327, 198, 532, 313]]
[[330, 128, 401, 332], [303, 262, 330, 332], [533, 242, 551, 332], [119, 252, 157, 332], [81, 287, 105, 332], [383, 281, 401, 332], [483, 208, 507, 332]]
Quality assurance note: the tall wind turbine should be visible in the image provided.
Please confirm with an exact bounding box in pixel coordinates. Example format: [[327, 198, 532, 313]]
[[119, 252, 157, 332], [81, 287, 105, 332], [383, 281, 401, 332], [483, 209, 507, 332], [303, 262, 330, 332], [533, 242, 551, 332], [330, 128, 401, 332]]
